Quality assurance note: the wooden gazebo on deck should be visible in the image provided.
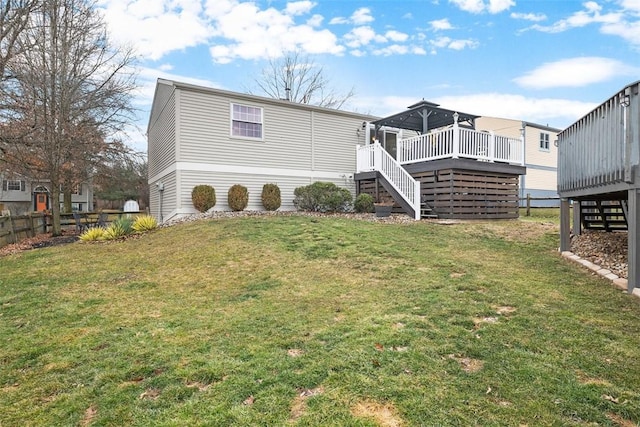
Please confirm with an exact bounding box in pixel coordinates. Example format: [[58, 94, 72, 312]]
[[354, 101, 526, 220], [558, 81, 640, 293]]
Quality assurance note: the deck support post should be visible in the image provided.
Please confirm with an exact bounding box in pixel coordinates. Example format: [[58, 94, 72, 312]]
[[560, 198, 571, 252], [572, 200, 581, 236], [628, 188, 640, 293]]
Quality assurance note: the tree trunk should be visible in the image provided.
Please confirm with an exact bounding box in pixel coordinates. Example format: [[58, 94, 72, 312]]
[[50, 182, 62, 236], [63, 187, 72, 213]]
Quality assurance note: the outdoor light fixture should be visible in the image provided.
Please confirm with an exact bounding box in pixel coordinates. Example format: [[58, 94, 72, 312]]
[[620, 88, 631, 107]]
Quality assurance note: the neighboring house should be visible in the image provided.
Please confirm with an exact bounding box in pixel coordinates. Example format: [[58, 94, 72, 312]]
[[0, 173, 93, 215], [558, 81, 640, 293], [147, 78, 376, 222], [475, 116, 561, 206]]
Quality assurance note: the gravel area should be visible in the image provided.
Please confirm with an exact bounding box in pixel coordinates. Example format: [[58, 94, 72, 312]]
[[571, 230, 628, 279], [161, 210, 427, 227]]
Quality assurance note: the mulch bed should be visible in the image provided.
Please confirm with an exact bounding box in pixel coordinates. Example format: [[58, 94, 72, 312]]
[[0, 232, 79, 257]]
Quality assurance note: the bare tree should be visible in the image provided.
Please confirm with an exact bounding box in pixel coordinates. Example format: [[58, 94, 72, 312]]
[[0, 0, 38, 81], [0, 0, 137, 235], [250, 51, 354, 110]]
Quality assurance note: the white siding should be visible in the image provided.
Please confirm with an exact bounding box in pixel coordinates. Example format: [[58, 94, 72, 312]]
[[178, 169, 356, 213], [148, 88, 176, 178], [313, 111, 365, 171], [178, 90, 314, 170], [147, 80, 376, 221], [150, 171, 177, 222]]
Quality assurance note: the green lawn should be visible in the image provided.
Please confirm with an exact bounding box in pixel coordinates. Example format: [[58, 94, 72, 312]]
[[1, 215, 639, 426]]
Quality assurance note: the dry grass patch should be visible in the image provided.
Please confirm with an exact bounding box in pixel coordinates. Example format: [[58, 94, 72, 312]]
[[449, 354, 484, 373], [289, 386, 324, 423], [351, 400, 405, 427], [496, 305, 517, 315], [287, 348, 304, 357], [80, 404, 98, 427], [607, 412, 637, 427]]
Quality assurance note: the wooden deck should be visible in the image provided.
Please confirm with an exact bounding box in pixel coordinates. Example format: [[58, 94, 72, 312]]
[[558, 80, 640, 293], [356, 158, 525, 220]]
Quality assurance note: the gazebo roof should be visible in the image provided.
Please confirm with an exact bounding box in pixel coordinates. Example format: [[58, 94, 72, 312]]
[[372, 100, 479, 133]]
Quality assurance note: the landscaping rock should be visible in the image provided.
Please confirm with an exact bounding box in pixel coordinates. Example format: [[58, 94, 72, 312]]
[[571, 230, 628, 279]]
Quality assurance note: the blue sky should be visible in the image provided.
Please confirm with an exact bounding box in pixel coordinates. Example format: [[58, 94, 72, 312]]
[[96, 0, 640, 152]]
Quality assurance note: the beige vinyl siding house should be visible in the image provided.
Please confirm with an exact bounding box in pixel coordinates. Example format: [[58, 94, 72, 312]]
[[475, 116, 560, 206], [147, 79, 376, 222]]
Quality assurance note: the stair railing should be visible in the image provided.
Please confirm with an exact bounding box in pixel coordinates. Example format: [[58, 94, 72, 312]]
[[357, 142, 420, 220]]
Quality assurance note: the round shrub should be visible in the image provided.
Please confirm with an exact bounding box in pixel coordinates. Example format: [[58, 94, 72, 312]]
[[228, 184, 249, 211], [293, 181, 352, 213], [261, 183, 281, 211], [354, 193, 375, 213], [192, 185, 216, 212]]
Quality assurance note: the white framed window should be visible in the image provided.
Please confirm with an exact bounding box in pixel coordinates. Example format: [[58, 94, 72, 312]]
[[3, 180, 25, 191], [539, 132, 550, 151], [231, 103, 263, 139]]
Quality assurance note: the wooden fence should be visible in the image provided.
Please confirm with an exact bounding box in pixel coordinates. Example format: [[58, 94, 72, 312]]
[[0, 211, 146, 250], [520, 194, 561, 216]]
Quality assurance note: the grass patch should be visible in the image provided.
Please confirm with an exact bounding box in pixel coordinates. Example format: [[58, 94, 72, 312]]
[[1, 215, 640, 425]]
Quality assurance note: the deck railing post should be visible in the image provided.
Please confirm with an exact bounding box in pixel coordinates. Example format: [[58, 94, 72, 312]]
[[489, 131, 496, 162], [452, 112, 459, 159], [519, 130, 525, 166], [374, 142, 382, 171], [414, 182, 421, 220]]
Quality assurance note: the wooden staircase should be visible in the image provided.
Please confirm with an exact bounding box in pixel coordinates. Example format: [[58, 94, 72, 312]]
[[580, 200, 628, 231], [420, 201, 438, 219]]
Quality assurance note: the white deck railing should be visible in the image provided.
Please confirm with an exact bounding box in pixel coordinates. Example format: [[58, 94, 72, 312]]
[[356, 142, 420, 220], [397, 126, 524, 166]]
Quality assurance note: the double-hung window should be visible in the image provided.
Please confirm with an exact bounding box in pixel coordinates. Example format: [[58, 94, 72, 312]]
[[231, 103, 263, 139], [539, 132, 550, 151], [3, 180, 25, 191]]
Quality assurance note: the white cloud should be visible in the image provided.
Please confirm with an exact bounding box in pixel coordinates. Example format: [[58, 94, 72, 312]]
[[449, 0, 514, 14], [329, 7, 374, 25], [510, 12, 546, 22], [513, 57, 638, 89], [352, 7, 375, 25], [430, 18, 454, 30], [621, 0, 640, 13], [385, 30, 409, 42], [158, 63, 173, 71], [373, 44, 409, 56], [435, 93, 596, 128], [209, 1, 343, 63], [448, 39, 479, 50], [307, 14, 323, 27], [344, 26, 386, 48], [487, 0, 515, 14], [285, 1, 316, 16], [430, 36, 479, 50], [98, 0, 211, 60], [530, 1, 624, 34], [328, 16, 348, 25]]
